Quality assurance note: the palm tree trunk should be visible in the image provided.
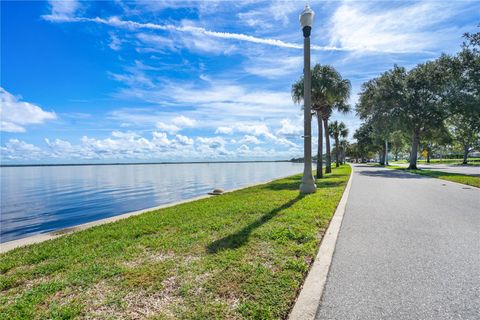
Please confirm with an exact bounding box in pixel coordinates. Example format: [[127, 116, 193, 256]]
[[335, 137, 340, 167], [463, 144, 470, 165], [385, 139, 389, 166], [323, 118, 331, 173], [316, 116, 323, 179], [408, 128, 420, 170]]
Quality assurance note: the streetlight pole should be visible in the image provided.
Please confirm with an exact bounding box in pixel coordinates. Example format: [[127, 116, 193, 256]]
[[299, 5, 317, 194]]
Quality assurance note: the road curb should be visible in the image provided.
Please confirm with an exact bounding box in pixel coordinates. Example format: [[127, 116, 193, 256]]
[[289, 165, 354, 320], [0, 172, 300, 254]]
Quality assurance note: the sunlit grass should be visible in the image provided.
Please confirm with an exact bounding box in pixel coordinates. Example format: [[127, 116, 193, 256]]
[[389, 158, 480, 165], [0, 165, 351, 319], [384, 165, 480, 188]]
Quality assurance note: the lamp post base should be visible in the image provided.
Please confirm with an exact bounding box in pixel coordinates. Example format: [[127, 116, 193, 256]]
[[300, 177, 317, 194]]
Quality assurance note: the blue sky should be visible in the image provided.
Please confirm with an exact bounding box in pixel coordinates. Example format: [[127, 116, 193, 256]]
[[1, 0, 478, 163]]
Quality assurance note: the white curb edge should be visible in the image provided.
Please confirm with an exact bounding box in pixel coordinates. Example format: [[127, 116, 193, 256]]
[[289, 165, 354, 320], [0, 173, 299, 254]]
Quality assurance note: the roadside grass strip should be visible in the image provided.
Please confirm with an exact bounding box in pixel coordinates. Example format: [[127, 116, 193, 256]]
[[0, 165, 351, 319], [383, 165, 480, 188], [389, 158, 480, 165]]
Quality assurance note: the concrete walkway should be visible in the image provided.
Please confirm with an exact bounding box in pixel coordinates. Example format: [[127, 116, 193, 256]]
[[316, 164, 480, 320]]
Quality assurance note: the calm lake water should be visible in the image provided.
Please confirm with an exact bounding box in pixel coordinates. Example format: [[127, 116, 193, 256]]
[[0, 162, 303, 243]]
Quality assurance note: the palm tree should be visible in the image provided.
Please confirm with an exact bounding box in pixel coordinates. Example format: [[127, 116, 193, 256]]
[[292, 77, 325, 178], [292, 64, 351, 177], [339, 139, 350, 164], [329, 121, 349, 167]]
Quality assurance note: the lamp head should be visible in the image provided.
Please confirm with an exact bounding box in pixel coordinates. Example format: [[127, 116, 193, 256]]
[[300, 5, 314, 32]]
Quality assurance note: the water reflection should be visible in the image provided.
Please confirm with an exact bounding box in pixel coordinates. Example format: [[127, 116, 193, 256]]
[[0, 162, 303, 242]]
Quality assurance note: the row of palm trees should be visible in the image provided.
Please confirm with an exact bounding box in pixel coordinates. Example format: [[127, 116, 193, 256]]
[[330, 120, 349, 167], [292, 64, 351, 178]]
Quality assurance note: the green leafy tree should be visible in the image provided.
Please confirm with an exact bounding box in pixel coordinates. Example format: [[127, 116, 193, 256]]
[[339, 139, 350, 164], [345, 142, 361, 163], [329, 121, 349, 167], [354, 29, 480, 168], [445, 30, 480, 164], [420, 125, 452, 163], [359, 61, 452, 169], [448, 114, 480, 163], [353, 122, 381, 162], [356, 69, 403, 165], [390, 130, 408, 161]]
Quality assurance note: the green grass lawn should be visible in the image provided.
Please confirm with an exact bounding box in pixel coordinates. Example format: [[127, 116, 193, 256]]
[[0, 165, 351, 320], [390, 158, 480, 165], [385, 165, 480, 188]]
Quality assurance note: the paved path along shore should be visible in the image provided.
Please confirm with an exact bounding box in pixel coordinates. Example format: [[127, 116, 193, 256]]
[[316, 164, 480, 320]]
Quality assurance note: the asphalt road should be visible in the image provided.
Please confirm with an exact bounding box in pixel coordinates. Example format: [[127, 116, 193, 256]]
[[316, 164, 480, 320], [396, 163, 480, 177]]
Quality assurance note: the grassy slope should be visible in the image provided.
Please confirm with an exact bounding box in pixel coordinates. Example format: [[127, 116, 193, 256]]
[[0, 165, 351, 320], [384, 165, 480, 188]]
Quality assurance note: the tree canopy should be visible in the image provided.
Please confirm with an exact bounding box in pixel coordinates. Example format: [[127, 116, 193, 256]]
[[354, 30, 480, 167]]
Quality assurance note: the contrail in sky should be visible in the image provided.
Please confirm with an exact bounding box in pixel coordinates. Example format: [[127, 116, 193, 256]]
[[42, 15, 346, 51]]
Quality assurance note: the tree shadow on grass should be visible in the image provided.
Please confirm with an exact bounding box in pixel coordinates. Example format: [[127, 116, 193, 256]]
[[264, 176, 344, 191], [265, 177, 302, 191], [206, 194, 305, 253], [316, 180, 344, 189], [354, 164, 382, 168]]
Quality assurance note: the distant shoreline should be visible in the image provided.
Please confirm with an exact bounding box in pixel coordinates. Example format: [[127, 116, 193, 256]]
[[0, 160, 292, 168]]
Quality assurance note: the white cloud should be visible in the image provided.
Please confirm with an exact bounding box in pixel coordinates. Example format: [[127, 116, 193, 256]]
[[269, 1, 297, 26], [42, 15, 343, 51], [42, 0, 81, 21], [1, 128, 302, 162], [215, 126, 233, 134], [172, 115, 196, 127], [196, 136, 226, 149], [152, 131, 171, 146], [154, 116, 196, 134], [156, 122, 180, 133], [175, 134, 194, 145], [108, 32, 122, 51], [123, 0, 224, 15], [195, 136, 231, 157], [136, 32, 176, 52], [177, 21, 237, 55], [238, 1, 297, 28], [1, 139, 45, 160], [239, 135, 262, 145], [276, 119, 302, 137], [245, 56, 303, 79], [111, 79, 299, 132], [0, 87, 57, 132], [45, 138, 73, 151], [328, 1, 467, 53], [109, 67, 154, 88], [0, 122, 25, 133], [234, 123, 298, 148]]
